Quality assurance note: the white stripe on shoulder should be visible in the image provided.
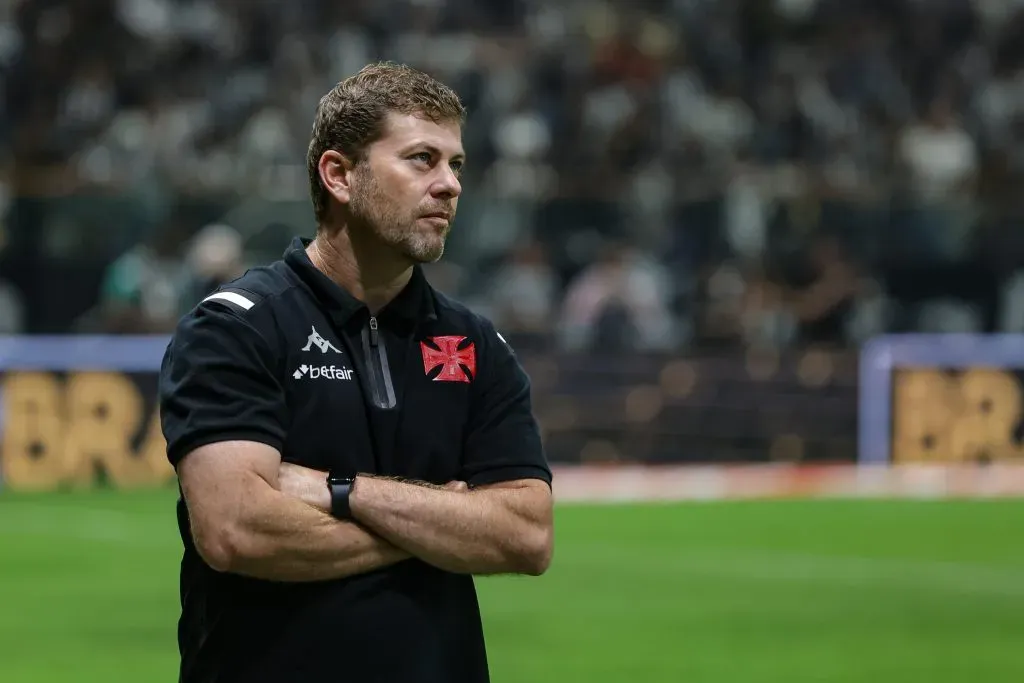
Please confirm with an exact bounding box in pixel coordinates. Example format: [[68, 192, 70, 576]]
[[201, 291, 255, 311]]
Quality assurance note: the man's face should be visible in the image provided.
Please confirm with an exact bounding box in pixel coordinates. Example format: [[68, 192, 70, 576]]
[[348, 112, 464, 264]]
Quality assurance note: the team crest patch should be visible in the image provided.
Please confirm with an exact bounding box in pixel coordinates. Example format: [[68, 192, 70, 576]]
[[420, 336, 476, 383]]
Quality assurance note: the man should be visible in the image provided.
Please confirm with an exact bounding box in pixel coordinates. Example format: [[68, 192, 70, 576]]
[[159, 62, 554, 683]]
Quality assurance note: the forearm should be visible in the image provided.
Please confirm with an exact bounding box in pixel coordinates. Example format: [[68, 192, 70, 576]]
[[210, 480, 409, 582], [348, 476, 551, 576]]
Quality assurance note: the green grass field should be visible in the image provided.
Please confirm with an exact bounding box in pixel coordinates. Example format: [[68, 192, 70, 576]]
[[1, 490, 1022, 682]]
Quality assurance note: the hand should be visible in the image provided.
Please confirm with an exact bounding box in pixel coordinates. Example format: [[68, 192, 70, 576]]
[[443, 480, 469, 492], [279, 462, 331, 513]]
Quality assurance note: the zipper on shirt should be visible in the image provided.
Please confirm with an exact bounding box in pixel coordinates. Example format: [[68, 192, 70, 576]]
[[362, 316, 397, 409]]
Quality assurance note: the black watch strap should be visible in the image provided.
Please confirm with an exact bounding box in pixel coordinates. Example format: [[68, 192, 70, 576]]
[[327, 475, 355, 520]]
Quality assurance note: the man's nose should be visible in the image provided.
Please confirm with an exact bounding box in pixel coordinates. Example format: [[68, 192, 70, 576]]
[[432, 166, 462, 199]]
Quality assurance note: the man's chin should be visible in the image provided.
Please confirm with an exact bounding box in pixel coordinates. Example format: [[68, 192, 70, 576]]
[[416, 247, 445, 264], [405, 240, 446, 264]]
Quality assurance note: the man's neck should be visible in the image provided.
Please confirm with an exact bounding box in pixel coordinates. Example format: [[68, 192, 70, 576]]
[[308, 228, 413, 314]]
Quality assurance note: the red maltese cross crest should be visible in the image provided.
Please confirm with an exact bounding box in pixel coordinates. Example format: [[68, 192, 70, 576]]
[[420, 336, 476, 383]]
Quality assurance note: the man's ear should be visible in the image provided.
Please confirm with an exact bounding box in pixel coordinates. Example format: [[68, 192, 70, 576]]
[[319, 150, 356, 205]]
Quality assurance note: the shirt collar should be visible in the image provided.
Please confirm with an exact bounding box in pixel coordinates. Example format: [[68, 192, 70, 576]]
[[283, 236, 437, 327]]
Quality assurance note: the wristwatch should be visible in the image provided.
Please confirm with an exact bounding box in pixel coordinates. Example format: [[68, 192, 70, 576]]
[[326, 473, 356, 520]]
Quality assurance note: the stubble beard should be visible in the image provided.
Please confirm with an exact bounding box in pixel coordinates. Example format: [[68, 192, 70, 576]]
[[349, 166, 449, 264]]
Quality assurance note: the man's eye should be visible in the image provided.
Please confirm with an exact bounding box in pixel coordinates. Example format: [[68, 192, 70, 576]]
[[411, 152, 432, 164]]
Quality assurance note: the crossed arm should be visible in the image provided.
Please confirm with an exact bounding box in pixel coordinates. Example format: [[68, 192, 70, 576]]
[[177, 440, 553, 582]]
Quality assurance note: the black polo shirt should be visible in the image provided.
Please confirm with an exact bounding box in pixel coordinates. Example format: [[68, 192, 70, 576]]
[[159, 236, 551, 683]]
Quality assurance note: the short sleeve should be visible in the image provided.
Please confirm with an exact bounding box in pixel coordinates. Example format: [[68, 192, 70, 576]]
[[462, 321, 551, 488], [159, 301, 288, 467]]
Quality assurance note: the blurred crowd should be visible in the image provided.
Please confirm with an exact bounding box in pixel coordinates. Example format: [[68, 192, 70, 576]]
[[1, 0, 1024, 350]]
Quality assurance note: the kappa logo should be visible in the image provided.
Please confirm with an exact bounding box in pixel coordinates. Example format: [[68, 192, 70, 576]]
[[302, 326, 342, 354], [293, 364, 354, 381], [421, 335, 476, 383]]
